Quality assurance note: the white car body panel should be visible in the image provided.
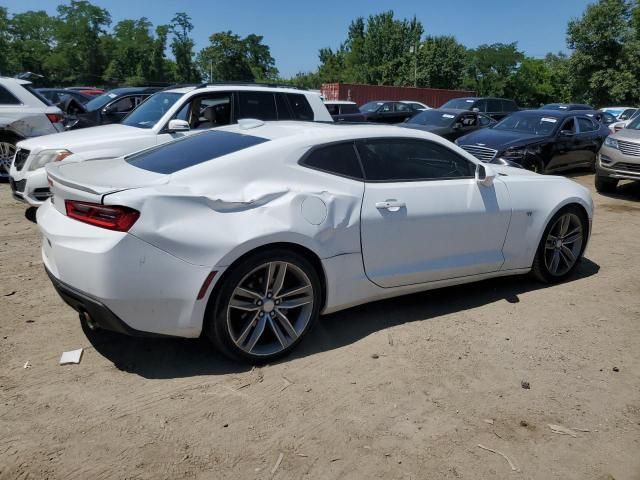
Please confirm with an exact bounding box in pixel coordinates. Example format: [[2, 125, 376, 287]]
[[38, 121, 593, 337], [11, 85, 331, 206]]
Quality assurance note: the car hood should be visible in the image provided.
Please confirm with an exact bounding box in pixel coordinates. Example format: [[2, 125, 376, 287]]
[[16, 124, 152, 155], [612, 127, 640, 141], [458, 129, 548, 150]]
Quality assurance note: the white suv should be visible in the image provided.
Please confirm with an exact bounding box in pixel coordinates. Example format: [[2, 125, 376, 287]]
[[9, 84, 332, 206], [0, 77, 64, 181]]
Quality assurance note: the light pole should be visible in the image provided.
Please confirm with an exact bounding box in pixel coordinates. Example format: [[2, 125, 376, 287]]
[[410, 41, 421, 88]]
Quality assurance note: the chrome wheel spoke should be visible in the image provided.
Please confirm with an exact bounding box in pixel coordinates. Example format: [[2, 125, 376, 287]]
[[561, 245, 576, 264], [267, 316, 288, 348], [563, 231, 582, 245], [263, 262, 274, 296], [236, 311, 261, 346], [236, 287, 262, 300], [279, 296, 313, 309], [559, 214, 571, 236], [229, 298, 260, 311], [271, 262, 287, 297], [279, 284, 312, 300], [274, 310, 298, 340], [549, 250, 561, 274], [243, 315, 267, 352]]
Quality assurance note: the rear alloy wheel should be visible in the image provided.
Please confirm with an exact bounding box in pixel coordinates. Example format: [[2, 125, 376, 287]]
[[0, 139, 17, 180], [207, 250, 321, 363], [594, 175, 618, 193], [531, 207, 587, 283]]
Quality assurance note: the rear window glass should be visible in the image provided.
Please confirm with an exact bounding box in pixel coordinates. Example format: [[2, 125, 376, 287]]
[[237, 91, 277, 120], [301, 142, 363, 179], [287, 93, 314, 121], [127, 130, 269, 174]]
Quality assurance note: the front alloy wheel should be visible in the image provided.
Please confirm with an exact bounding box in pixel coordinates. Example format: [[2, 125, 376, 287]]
[[532, 207, 587, 282], [0, 140, 16, 178], [207, 250, 321, 363]]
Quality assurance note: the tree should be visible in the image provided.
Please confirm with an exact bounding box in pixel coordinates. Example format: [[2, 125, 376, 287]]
[[567, 0, 632, 105], [0, 7, 15, 75], [415, 36, 467, 89], [46, 0, 111, 85], [197, 31, 253, 81], [244, 34, 278, 80], [150, 24, 172, 82], [104, 18, 155, 85], [170, 12, 199, 82], [464, 42, 523, 96]]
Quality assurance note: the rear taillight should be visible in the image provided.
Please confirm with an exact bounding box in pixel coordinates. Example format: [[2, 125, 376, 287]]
[[46, 113, 65, 124], [65, 200, 140, 232]]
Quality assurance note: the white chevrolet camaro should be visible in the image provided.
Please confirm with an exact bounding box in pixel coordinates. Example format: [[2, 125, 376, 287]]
[[38, 120, 593, 363]]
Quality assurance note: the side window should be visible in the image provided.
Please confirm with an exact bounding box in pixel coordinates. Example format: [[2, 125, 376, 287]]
[[342, 104, 359, 114], [238, 91, 277, 121], [176, 93, 232, 129], [381, 103, 393, 113], [459, 113, 477, 127], [110, 96, 141, 113], [502, 100, 517, 112], [356, 139, 475, 182], [487, 99, 502, 112], [474, 99, 487, 112], [577, 117, 597, 132], [478, 114, 492, 126], [325, 103, 339, 115], [0, 85, 21, 105], [287, 93, 314, 121], [300, 142, 364, 179], [560, 117, 576, 134], [395, 102, 411, 112], [275, 93, 293, 120]]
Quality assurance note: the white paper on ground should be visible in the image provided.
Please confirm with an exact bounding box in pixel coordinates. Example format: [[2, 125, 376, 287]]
[[59, 348, 83, 365]]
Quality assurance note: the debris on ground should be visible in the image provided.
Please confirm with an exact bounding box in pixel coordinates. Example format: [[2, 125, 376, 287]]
[[271, 453, 284, 474], [296, 453, 308, 458], [371, 353, 379, 359], [483, 419, 494, 425], [477, 444, 519, 472], [330, 457, 341, 462], [280, 376, 292, 392], [521, 380, 530, 389], [520, 420, 528, 427], [612, 367, 619, 372], [548, 424, 578, 437], [388, 334, 394, 346], [59, 348, 83, 365], [4, 290, 16, 297], [23, 361, 31, 369]]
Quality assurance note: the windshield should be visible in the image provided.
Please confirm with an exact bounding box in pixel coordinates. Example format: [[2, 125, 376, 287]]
[[493, 112, 560, 136], [121, 92, 181, 129], [441, 98, 475, 109], [541, 104, 568, 110], [360, 101, 384, 112], [407, 110, 457, 127]]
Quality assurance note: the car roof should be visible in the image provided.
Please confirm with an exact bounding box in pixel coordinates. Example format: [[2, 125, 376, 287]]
[[324, 100, 356, 105], [520, 109, 589, 118], [0, 76, 31, 85], [104, 87, 159, 95], [164, 84, 315, 95]]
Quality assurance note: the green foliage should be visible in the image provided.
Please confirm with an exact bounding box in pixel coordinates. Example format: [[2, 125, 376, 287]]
[[170, 12, 199, 83], [464, 43, 523, 97], [415, 36, 467, 89], [196, 31, 277, 82]]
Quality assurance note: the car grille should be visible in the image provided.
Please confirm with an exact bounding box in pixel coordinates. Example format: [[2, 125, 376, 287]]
[[613, 162, 640, 173], [616, 139, 640, 157], [459, 144, 498, 162], [13, 148, 30, 171]]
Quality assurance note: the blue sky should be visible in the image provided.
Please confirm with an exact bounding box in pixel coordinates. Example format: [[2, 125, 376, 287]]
[[3, 0, 593, 77]]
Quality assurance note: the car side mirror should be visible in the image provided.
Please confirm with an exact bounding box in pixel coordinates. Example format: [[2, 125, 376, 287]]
[[475, 163, 496, 187], [102, 104, 116, 115], [167, 119, 190, 133]]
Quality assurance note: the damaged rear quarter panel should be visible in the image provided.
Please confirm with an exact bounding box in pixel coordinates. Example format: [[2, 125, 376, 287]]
[[108, 145, 365, 268]]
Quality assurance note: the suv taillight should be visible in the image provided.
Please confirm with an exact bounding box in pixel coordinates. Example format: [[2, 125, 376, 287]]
[[46, 113, 64, 124], [65, 200, 140, 232]]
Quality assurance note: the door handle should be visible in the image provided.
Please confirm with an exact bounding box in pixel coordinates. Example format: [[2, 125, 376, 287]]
[[375, 200, 406, 211]]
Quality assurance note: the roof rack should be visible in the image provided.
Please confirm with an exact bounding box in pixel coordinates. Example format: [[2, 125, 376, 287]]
[[195, 81, 308, 91], [160, 83, 201, 91]]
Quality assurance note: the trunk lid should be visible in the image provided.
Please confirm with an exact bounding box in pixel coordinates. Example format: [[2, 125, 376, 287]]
[[46, 157, 168, 214]]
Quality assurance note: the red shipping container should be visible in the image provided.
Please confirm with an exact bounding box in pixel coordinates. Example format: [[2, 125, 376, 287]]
[[320, 83, 475, 108]]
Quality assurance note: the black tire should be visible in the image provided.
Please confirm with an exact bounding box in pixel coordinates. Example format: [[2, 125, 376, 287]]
[[205, 248, 322, 364], [531, 205, 588, 283], [0, 131, 20, 183], [523, 156, 545, 174], [594, 175, 618, 193]]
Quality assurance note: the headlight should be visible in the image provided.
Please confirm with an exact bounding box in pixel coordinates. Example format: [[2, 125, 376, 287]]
[[604, 137, 619, 149], [28, 149, 73, 171]]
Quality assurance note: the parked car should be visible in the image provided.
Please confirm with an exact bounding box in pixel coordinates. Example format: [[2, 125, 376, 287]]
[[38, 121, 593, 363], [9, 84, 332, 205], [358, 100, 419, 123], [440, 97, 518, 120], [607, 108, 640, 133], [66, 86, 104, 96], [399, 108, 495, 141], [456, 109, 610, 173], [400, 100, 430, 111], [324, 101, 365, 122], [0, 77, 64, 181], [540, 103, 594, 111], [595, 113, 640, 192], [600, 106, 637, 119], [65, 86, 162, 130], [37, 88, 93, 107]]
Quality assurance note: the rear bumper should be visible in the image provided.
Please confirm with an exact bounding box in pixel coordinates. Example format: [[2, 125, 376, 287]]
[[45, 267, 165, 337]]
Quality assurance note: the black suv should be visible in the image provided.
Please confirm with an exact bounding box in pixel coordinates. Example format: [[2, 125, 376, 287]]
[[440, 97, 518, 121]]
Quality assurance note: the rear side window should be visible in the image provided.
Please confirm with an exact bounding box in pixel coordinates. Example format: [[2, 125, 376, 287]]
[[287, 93, 314, 121], [325, 104, 339, 115], [502, 100, 517, 112], [237, 91, 277, 120], [487, 99, 502, 112], [0, 85, 21, 105], [577, 117, 597, 132], [127, 130, 269, 174], [275, 93, 293, 120], [341, 104, 359, 114], [300, 142, 364, 179]]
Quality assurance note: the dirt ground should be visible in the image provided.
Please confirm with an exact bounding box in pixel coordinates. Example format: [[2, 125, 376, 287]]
[[1, 173, 639, 480]]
